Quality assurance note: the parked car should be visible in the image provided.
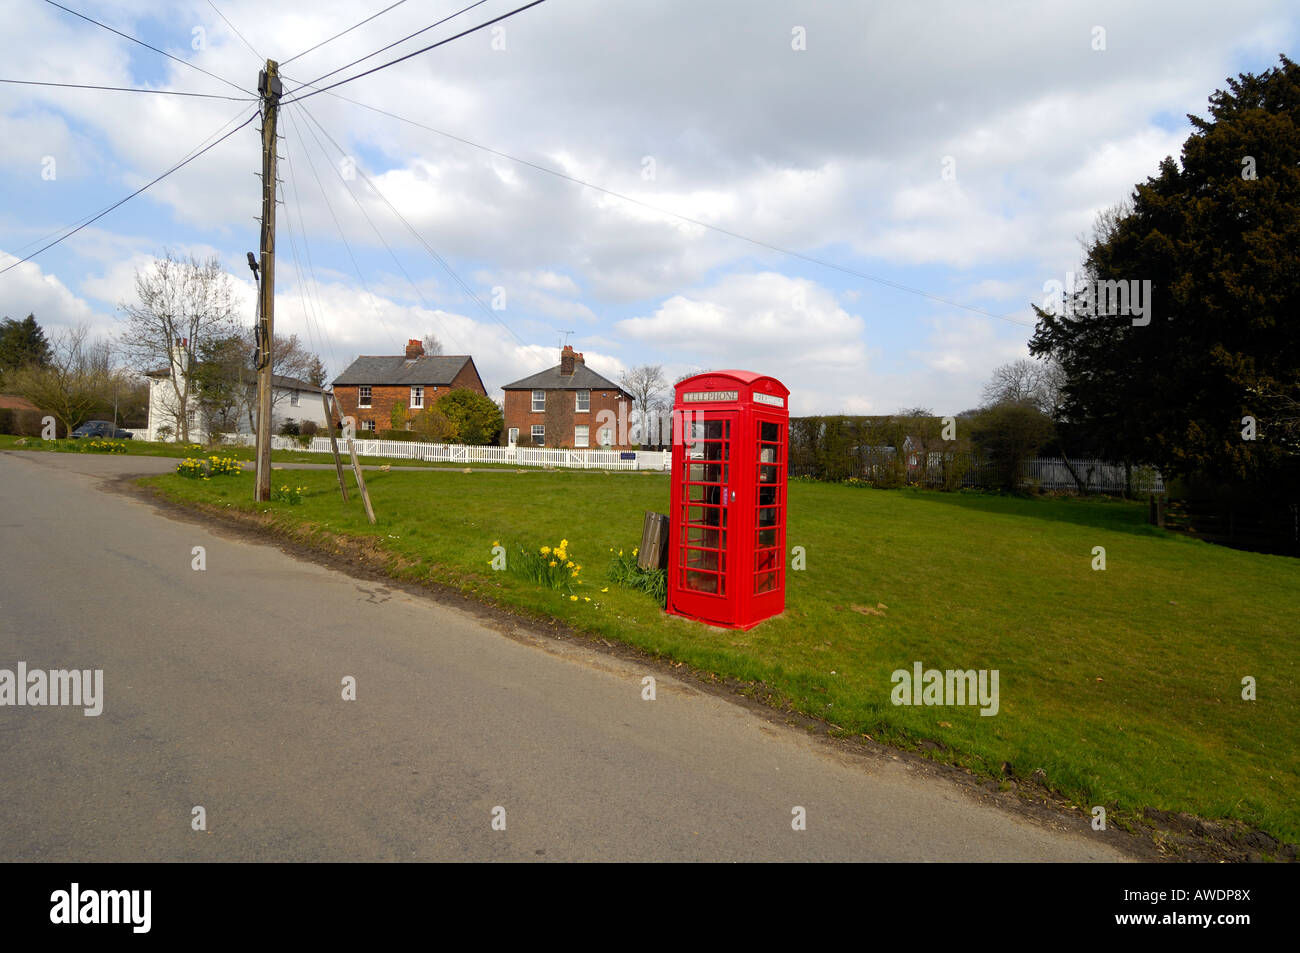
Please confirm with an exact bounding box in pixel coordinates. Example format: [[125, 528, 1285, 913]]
[[71, 420, 134, 439]]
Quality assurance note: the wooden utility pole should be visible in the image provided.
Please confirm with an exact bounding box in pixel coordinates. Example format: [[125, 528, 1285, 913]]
[[346, 438, 377, 524], [254, 60, 282, 502], [321, 390, 349, 502]]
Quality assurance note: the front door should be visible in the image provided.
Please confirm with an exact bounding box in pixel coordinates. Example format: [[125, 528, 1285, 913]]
[[672, 411, 740, 623]]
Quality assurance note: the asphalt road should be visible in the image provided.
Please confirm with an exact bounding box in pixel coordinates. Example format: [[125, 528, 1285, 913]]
[[0, 450, 1130, 861]]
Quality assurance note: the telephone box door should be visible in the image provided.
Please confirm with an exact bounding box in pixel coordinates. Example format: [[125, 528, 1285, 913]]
[[672, 410, 741, 623]]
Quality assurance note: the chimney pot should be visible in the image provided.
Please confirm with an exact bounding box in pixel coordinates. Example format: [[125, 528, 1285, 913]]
[[560, 344, 576, 376], [405, 339, 425, 359]]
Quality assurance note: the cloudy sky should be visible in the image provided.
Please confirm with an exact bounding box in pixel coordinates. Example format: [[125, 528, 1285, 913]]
[[1, 0, 1295, 414]]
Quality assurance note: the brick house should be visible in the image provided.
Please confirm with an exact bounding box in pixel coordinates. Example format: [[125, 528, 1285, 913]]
[[501, 345, 633, 449], [332, 339, 487, 432]]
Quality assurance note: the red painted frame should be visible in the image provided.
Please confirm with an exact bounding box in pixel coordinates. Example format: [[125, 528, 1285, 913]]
[[667, 370, 789, 630]]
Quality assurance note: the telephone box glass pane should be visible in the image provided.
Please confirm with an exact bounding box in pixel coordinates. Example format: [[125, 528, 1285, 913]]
[[685, 548, 721, 571], [758, 464, 779, 483], [760, 421, 779, 442], [685, 570, 720, 593], [690, 420, 730, 441], [759, 445, 778, 464], [687, 526, 723, 549], [757, 506, 778, 527], [686, 505, 726, 527], [688, 463, 727, 483], [688, 484, 725, 503], [758, 484, 777, 506], [757, 527, 777, 548], [754, 571, 777, 593], [702, 441, 727, 461]]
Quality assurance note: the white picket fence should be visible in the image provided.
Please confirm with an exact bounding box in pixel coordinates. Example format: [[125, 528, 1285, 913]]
[[225, 433, 673, 470]]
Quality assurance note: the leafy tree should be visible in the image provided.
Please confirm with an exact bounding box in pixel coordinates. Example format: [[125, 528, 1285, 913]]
[[390, 399, 408, 430], [1029, 55, 1300, 493], [305, 354, 327, 387], [191, 334, 253, 439], [0, 314, 53, 376], [436, 389, 503, 445], [969, 402, 1055, 491], [410, 405, 454, 442]]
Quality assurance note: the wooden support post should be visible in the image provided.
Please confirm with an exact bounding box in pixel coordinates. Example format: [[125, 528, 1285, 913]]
[[638, 510, 669, 570], [346, 438, 376, 524], [321, 390, 349, 502]]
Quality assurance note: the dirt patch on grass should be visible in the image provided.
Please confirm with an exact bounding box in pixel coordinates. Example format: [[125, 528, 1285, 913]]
[[119, 473, 1295, 863]]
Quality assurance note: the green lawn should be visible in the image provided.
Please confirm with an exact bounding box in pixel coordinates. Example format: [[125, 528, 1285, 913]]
[[140, 465, 1299, 844]]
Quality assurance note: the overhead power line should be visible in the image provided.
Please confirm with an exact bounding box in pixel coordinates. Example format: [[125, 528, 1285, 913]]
[[298, 104, 532, 348], [0, 78, 253, 100], [42, 0, 252, 95], [283, 0, 488, 93], [281, 0, 548, 106], [284, 88, 1033, 327], [282, 0, 412, 66], [0, 110, 258, 276], [205, 0, 264, 63], [5, 105, 256, 259]]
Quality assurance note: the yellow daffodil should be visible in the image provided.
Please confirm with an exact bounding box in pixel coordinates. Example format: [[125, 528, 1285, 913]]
[[583, 597, 591, 602], [600, 587, 608, 592], [565, 560, 574, 568], [541, 546, 550, 554], [549, 560, 558, 567], [569, 595, 578, 601]]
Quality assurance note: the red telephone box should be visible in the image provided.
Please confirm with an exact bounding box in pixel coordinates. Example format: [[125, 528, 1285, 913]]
[[667, 370, 789, 630]]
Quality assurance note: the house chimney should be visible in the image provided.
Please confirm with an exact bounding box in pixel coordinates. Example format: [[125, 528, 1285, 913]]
[[560, 344, 576, 376], [405, 338, 424, 359], [575, 351, 585, 365]]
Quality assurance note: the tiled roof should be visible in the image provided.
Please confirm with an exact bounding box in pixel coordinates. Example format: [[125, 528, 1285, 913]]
[[332, 355, 473, 387], [501, 363, 625, 392]]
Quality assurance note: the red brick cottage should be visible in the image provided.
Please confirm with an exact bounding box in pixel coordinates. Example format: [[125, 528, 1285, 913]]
[[501, 345, 634, 449], [332, 339, 486, 432]]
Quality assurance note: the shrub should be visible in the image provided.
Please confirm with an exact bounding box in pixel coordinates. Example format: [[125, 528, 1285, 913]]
[[300, 420, 318, 438], [377, 429, 423, 442], [279, 419, 300, 436]]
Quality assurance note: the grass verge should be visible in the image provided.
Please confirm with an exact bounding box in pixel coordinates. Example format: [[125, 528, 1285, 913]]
[[138, 465, 1299, 852]]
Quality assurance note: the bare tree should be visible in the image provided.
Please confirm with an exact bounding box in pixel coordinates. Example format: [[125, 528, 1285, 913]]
[[620, 364, 666, 447], [423, 333, 444, 355], [980, 358, 1065, 416], [119, 251, 239, 442], [8, 325, 114, 436]]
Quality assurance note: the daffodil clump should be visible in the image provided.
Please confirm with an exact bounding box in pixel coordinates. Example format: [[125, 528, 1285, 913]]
[[82, 439, 128, 454], [207, 455, 243, 476], [270, 484, 307, 505], [504, 538, 599, 610], [176, 455, 243, 479], [176, 457, 206, 479]]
